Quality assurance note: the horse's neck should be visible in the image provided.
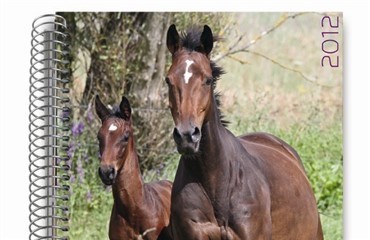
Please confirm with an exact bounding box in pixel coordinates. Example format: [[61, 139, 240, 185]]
[[200, 121, 229, 171], [113, 137, 145, 218], [196, 98, 239, 191], [190, 98, 246, 221]]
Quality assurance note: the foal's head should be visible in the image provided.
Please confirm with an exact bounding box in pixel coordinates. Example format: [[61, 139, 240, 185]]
[[95, 95, 133, 185], [166, 24, 221, 155]]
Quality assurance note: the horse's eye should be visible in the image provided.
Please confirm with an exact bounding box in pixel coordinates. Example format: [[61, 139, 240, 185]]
[[205, 78, 213, 85], [121, 133, 129, 142]]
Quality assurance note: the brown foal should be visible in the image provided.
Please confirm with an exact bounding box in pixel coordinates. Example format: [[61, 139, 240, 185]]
[[95, 95, 172, 240]]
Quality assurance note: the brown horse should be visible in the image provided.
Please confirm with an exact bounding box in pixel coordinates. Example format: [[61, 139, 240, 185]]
[[165, 24, 323, 240], [95, 95, 173, 240]]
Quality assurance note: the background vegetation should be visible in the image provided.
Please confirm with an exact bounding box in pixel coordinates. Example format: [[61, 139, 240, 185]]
[[58, 12, 343, 239]]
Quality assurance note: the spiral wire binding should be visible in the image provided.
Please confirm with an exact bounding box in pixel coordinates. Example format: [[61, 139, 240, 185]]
[[29, 14, 71, 240]]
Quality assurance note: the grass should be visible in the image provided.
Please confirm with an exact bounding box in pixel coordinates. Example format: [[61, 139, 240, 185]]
[[68, 119, 343, 240], [67, 12, 343, 240]]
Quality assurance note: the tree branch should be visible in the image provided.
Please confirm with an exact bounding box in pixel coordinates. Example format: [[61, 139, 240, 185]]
[[214, 12, 307, 62], [214, 12, 339, 88], [239, 50, 335, 88]]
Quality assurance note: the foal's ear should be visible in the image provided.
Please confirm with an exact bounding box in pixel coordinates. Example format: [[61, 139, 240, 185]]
[[200, 25, 213, 56], [119, 96, 131, 121], [95, 95, 111, 122], [166, 24, 180, 55]]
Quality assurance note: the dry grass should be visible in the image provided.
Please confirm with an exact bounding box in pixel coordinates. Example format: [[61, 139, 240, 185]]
[[217, 12, 342, 130]]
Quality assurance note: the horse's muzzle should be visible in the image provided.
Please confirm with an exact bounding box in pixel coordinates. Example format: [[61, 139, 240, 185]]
[[173, 126, 201, 155], [98, 165, 116, 185]]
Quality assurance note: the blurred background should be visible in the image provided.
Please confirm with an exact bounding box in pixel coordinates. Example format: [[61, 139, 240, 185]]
[[58, 12, 342, 239]]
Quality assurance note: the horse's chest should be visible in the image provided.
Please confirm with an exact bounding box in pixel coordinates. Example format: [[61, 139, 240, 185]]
[[171, 182, 258, 239]]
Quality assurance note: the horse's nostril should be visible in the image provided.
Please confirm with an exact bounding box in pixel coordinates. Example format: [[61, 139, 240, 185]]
[[99, 166, 116, 180], [173, 127, 182, 141], [174, 126, 201, 143], [108, 167, 116, 180], [191, 127, 201, 143]]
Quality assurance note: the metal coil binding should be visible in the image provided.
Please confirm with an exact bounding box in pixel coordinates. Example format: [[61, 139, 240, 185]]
[[29, 14, 71, 240]]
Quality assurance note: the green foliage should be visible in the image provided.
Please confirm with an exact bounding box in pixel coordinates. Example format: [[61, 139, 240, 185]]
[[271, 123, 343, 240], [66, 113, 112, 239]]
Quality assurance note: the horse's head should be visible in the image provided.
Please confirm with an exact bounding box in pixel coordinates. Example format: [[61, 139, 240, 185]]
[[166, 24, 216, 155], [95, 95, 133, 185]]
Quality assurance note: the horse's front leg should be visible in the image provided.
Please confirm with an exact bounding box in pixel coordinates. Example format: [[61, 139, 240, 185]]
[[170, 211, 221, 240], [229, 196, 272, 240], [170, 183, 222, 240]]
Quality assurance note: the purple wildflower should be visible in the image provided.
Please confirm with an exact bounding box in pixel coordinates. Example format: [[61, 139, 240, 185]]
[[83, 151, 90, 163], [86, 190, 92, 202], [86, 106, 95, 124], [66, 158, 72, 169], [71, 121, 85, 136], [67, 142, 76, 159], [76, 159, 85, 183], [70, 174, 75, 183]]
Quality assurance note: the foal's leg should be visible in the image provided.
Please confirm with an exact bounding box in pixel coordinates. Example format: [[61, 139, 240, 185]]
[[109, 204, 133, 240]]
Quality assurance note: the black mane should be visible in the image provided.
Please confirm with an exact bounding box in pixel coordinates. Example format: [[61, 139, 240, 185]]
[[105, 106, 125, 120], [179, 27, 228, 126], [113, 111, 124, 119]]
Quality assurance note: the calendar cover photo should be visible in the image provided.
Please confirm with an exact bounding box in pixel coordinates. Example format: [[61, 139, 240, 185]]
[[58, 12, 342, 239]]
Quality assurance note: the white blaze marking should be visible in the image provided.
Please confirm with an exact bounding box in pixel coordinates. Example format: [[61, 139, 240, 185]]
[[109, 123, 118, 131], [184, 60, 194, 84]]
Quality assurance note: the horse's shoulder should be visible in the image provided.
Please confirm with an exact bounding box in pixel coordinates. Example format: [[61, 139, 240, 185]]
[[238, 132, 304, 168], [147, 180, 172, 193], [156, 179, 173, 188], [144, 180, 172, 204]]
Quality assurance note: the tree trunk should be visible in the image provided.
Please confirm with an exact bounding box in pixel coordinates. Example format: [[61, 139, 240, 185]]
[[130, 12, 172, 109]]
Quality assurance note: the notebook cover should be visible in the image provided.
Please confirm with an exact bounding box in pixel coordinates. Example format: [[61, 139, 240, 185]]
[[29, 12, 343, 240]]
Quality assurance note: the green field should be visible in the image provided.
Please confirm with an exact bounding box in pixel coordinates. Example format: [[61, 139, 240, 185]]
[[67, 13, 342, 240]]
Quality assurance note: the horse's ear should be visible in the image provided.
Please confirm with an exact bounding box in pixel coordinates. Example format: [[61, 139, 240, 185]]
[[200, 25, 213, 56], [119, 96, 131, 121], [167, 24, 180, 55], [95, 95, 111, 122]]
